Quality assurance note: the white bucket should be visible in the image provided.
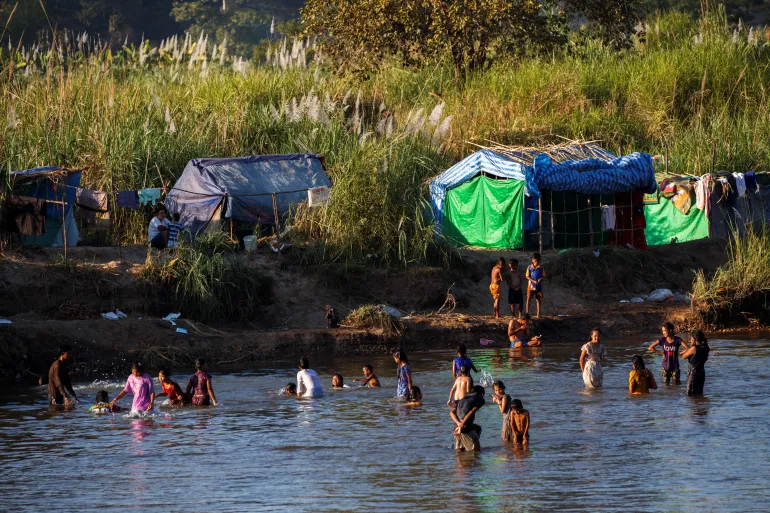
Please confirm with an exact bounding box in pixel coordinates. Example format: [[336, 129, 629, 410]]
[[243, 235, 257, 252]]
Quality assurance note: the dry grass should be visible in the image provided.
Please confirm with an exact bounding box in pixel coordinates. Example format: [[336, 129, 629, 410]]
[[343, 304, 402, 335]]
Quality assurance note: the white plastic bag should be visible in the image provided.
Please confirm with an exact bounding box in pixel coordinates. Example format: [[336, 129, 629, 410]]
[[647, 289, 674, 302]]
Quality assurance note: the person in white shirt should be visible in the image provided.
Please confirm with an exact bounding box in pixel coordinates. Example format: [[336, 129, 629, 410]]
[[296, 357, 324, 398], [148, 208, 171, 249]]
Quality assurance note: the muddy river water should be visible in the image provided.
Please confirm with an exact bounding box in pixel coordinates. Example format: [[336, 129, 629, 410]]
[[1, 336, 769, 512]]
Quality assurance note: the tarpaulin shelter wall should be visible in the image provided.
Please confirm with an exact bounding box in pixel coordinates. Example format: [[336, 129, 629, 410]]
[[165, 154, 331, 234], [644, 196, 709, 246], [9, 166, 81, 247]]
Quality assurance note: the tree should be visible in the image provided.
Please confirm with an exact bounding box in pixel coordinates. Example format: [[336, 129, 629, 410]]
[[302, 0, 567, 85]]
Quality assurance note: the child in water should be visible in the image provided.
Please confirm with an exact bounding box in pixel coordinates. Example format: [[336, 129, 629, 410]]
[[405, 386, 423, 406], [331, 374, 350, 389], [452, 344, 479, 380], [509, 399, 530, 445], [648, 322, 688, 385], [447, 366, 473, 404], [353, 365, 381, 387], [629, 355, 658, 395], [157, 368, 187, 405], [492, 380, 513, 443], [89, 391, 123, 414], [186, 358, 219, 406]]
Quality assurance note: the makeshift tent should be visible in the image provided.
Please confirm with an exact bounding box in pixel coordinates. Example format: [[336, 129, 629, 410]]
[[165, 154, 331, 233], [9, 166, 81, 247], [645, 196, 709, 246]]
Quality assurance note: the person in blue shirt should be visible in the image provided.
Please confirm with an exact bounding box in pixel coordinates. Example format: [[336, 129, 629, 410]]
[[452, 343, 479, 380], [167, 213, 184, 249]]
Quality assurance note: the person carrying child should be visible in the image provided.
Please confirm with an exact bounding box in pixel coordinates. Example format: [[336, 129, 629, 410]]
[[89, 391, 123, 414], [452, 344, 479, 380], [157, 368, 187, 405], [447, 366, 473, 404], [629, 355, 658, 394], [509, 399, 530, 445], [186, 358, 219, 406], [450, 385, 486, 451], [353, 365, 380, 387], [110, 362, 155, 413], [507, 259, 524, 318], [526, 253, 545, 318], [492, 380, 513, 443], [648, 322, 689, 385], [489, 258, 505, 318]]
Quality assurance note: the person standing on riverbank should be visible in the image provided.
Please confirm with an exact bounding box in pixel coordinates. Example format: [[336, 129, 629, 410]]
[[507, 259, 524, 318], [526, 253, 545, 318], [394, 349, 412, 399], [490, 258, 505, 318], [296, 357, 324, 398], [681, 330, 710, 396], [451, 385, 486, 451], [47, 345, 79, 406], [187, 359, 219, 406], [111, 362, 155, 412], [580, 327, 607, 389], [648, 322, 689, 385]]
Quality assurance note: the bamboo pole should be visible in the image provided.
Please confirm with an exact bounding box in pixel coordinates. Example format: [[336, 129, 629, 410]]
[[550, 193, 555, 250], [272, 192, 280, 236], [538, 196, 543, 255], [588, 197, 594, 248]]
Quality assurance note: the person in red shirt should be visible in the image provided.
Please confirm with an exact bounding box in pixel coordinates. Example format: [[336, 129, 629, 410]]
[[157, 368, 187, 405]]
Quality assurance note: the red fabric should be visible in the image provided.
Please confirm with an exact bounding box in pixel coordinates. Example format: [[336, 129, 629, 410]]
[[609, 191, 647, 250]]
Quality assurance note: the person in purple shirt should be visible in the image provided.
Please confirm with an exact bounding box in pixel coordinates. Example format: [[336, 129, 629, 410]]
[[648, 322, 689, 385], [452, 344, 479, 381], [110, 362, 156, 412]]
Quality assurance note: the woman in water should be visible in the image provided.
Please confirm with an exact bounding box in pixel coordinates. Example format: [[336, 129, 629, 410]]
[[648, 322, 689, 385], [580, 327, 607, 389], [296, 357, 324, 398], [110, 362, 155, 412], [492, 380, 513, 443], [628, 355, 658, 395], [157, 368, 187, 405], [393, 349, 412, 399], [681, 330, 710, 396], [186, 358, 219, 406]]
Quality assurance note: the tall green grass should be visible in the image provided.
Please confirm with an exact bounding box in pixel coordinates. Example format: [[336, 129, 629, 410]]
[[3, 9, 770, 267]]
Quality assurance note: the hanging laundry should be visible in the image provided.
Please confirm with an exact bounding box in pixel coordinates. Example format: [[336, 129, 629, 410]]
[[75, 188, 108, 212], [138, 188, 162, 206], [695, 174, 712, 217], [643, 189, 659, 205], [117, 190, 140, 210], [672, 186, 693, 215], [716, 171, 737, 207], [6, 196, 46, 236], [661, 181, 677, 199], [745, 171, 757, 191], [601, 205, 616, 230], [733, 172, 746, 197]]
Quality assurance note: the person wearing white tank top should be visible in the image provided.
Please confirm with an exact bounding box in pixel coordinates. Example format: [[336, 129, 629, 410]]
[[296, 357, 324, 398]]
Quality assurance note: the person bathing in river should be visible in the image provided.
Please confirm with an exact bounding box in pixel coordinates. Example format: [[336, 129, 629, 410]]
[[447, 366, 473, 404], [580, 327, 607, 389], [405, 386, 423, 406], [508, 314, 542, 348], [393, 349, 412, 400], [628, 356, 657, 394], [526, 253, 545, 318], [296, 357, 324, 398], [48, 345, 79, 406], [453, 344, 479, 381], [353, 365, 381, 387], [681, 330, 710, 396], [451, 385, 486, 451], [157, 368, 187, 405], [111, 362, 155, 413], [508, 259, 524, 318], [490, 257, 505, 318], [492, 380, 513, 443], [509, 399, 530, 445], [648, 322, 689, 385], [89, 391, 123, 414], [331, 374, 350, 389], [186, 359, 219, 406]]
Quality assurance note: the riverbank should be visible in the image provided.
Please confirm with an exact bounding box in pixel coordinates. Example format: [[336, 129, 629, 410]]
[[0, 237, 741, 384]]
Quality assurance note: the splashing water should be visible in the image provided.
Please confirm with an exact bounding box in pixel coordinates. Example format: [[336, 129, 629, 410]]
[[478, 370, 494, 388]]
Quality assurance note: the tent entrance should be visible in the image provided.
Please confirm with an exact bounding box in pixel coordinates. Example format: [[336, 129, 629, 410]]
[[441, 175, 524, 249]]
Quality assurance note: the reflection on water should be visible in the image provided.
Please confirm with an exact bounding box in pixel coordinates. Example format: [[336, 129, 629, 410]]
[[1, 337, 770, 512]]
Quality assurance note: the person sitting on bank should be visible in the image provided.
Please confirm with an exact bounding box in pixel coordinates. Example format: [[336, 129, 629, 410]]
[[48, 345, 78, 406], [148, 208, 171, 250], [508, 314, 542, 348]]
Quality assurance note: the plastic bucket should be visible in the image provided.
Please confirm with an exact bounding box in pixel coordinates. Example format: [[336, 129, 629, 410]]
[[243, 235, 257, 252]]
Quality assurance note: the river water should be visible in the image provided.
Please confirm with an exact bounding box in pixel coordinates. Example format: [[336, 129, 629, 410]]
[[1, 336, 769, 512]]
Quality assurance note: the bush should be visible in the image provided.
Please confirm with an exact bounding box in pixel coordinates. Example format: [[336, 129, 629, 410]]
[[344, 304, 402, 335]]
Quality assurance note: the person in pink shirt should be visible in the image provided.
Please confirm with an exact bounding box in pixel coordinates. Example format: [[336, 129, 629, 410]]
[[110, 362, 156, 412]]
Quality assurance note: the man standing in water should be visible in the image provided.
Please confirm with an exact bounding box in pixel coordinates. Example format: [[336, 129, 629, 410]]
[[489, 258, 505, 318], [450, 385, 486, 451], [48, 345, 78, 406]]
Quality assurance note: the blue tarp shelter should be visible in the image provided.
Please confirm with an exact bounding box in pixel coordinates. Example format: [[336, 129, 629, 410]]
[[165, 154, 331, 233], [10, 166, 81, 247]]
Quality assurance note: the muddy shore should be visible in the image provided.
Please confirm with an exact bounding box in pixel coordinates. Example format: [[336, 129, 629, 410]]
[[0, 238, 745, 384]]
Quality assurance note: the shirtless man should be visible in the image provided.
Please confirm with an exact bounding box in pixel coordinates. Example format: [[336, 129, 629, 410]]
[[509, 399, 530, 445], [507, 259, 524, 318], [508, 314, 542, 348], [490, 257, 505, 318]]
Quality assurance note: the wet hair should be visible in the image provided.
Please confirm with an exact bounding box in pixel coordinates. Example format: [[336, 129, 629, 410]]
[[58, 345, 72, 357], [493, 380, 506, 391], [131, 361, 143, 373], [332, 373, 344, 386], [522, 313, 531, 321], [510, 259, 519, 266], [95, 390, 109, 403], [662, 322, 675, 334], [195, 358, 206, 370], [409, 386, 422, 400], [286, 383, 297, 394], [590, 327, 602, 339], [497, 257, 506, 266], [393, 349, 409, 365], [532, 253, 541, 261], [632, 355, 646, 371], [473, 385, 485, 396], [511, 398, 523, 409], [691, 329, 707, 345], [459, 365, 469, 376], [299, 357, 310, 369], [456, 343, 467, 356], [172, 213, 180, 222], [159, 367, 170, 377], [363, 364, 373, 372]]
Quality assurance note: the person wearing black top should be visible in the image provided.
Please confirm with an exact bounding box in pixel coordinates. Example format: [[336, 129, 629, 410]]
[[682, 330, 710, 396], [47, 345, 78, 405]]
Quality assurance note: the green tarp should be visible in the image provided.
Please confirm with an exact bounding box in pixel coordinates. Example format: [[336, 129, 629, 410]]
[[442, 175, 524, 249], [644, 198, 709, 246]]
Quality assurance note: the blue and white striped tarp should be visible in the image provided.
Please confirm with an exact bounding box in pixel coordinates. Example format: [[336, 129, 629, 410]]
[[429, 149, 526, 230]]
